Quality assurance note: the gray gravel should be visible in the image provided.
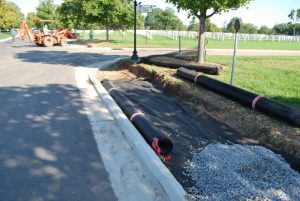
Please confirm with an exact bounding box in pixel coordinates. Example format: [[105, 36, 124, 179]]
[[184, 143, 300, 201]]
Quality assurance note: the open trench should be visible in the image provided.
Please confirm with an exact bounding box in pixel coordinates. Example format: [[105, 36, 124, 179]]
[[96, 66, 300, 201]]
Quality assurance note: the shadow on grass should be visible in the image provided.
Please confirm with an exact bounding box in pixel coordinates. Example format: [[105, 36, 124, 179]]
[[78, 39, 118, 44], [270, 96, 300, 109]]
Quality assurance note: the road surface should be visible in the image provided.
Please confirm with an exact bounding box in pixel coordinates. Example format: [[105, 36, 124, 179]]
[[0, 40, 121, 201]]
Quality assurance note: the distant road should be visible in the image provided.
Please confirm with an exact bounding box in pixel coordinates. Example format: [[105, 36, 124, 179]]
[[67, 45, 300, 56]]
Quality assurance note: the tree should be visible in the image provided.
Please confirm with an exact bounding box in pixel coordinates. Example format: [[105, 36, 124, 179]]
[[225, 17, 258, 33], [36, 0, 58, 28], [257, 25, 273, 34], [273, 23, 300, 36], [0, 1, 23, 30], [145, 8, 185, 30], [26, 12, 40, 28], [57, 0, 86, 29], [241, 23, 257, 34], [288, 8, 300, 36], [113, 1, 145, 30], [189, 17, 221, 32], [226, 17, 242, 32], [206, 19, 222, 32], [145, 8, 164, 29], [166, 0, 253, 63], [188, 16, 197, 31], [82, 0, 133, 41]]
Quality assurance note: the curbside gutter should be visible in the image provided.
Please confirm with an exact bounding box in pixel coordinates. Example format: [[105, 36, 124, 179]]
[[0, 37, 11, 43], [88, 59, 188, 201], [0, 36, 19, 43]]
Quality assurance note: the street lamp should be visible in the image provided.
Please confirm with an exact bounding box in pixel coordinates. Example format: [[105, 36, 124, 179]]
[[131, 0, 139, 60]]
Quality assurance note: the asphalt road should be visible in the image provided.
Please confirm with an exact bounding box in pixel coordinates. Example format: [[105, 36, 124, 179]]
[[0, 40, 121, 201]]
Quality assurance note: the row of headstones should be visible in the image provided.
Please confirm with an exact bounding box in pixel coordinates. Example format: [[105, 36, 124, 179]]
[[134, 30, 300, 42], [206, 32, 300, 42], [75, 29, 300, 42]]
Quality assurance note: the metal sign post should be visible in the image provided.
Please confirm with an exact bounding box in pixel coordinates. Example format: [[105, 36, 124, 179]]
[[131, 3, 155, 61], [230, 19, 240, 86]]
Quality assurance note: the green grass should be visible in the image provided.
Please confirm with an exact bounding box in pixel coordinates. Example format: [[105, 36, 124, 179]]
[[206, 56, 300, 108], [0, 33, 11, 40], [79, 32, 300, 108], [79, 31, 300, 50], [206, 39, 300, 50]]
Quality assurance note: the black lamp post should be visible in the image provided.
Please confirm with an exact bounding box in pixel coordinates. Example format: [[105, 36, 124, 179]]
[[131, 0, 139, 60]]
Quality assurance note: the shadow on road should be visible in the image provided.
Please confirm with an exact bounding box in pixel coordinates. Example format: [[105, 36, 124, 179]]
[[15, 50, 123, 67], [0, 84, 117, 201]]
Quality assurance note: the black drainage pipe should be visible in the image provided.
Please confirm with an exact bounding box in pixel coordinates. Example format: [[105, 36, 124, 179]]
[[140, 55, 221, 75], [177, 67, 300, 127], [101, 80, 173, 159]]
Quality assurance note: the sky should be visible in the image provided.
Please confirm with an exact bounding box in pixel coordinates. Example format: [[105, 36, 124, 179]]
[[9, 0, 299, 28]]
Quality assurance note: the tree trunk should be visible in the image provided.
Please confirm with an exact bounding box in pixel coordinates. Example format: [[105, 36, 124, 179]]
[[106, 26, 109, 42], [197, 16, 206, 63], [293, 26, 296, 36]]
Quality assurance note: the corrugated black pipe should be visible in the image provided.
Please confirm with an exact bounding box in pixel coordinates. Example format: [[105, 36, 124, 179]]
[[177, 67, 300, 127], [101, 80, 173, 157]]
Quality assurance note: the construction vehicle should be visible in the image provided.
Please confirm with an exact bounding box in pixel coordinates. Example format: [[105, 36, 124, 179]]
[[19, 19, 78, 47]]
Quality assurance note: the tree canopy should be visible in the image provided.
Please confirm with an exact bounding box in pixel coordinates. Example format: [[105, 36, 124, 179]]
[[145, 7, 185, 30], [57, 0, 140, 40], [188, 17, 221, 32], [225, 17, 258, 34], [0, 0, 23, 30], [26, 12, 40, 28], [57, 0, 85, 29], [288, 8, 300, 36], [166, 0, 253, 63], [36, 0, 58, 28]]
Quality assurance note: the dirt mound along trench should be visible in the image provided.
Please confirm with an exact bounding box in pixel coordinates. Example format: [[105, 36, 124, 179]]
[[124, 61, 300, 171]]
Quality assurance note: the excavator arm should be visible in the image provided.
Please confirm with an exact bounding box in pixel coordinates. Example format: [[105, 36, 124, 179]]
[[19, 19, 35, 43]]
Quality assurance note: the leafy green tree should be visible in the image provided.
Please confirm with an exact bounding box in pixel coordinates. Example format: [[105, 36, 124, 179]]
[[241, 23, 257, 34], [145, 8, 185, 30], [145, 8, 164, 29], [288, 8, 300, 36], [189, 17, 221, 32], [273, 23, 300, 35], [206, 19, 221, 32], [257, 25, 273, 34], [26, 12, 40, 28], [36, 0, 58, 28], [113, 1, 144, 30], [226, 17, 257, 34], [0, 1, 23, 30], [188, 16, 197, 31], [166, 0, 253, 63], [226, 17, 242, 32], [82, 0, 133, 41], [57, 0, 86, 29]]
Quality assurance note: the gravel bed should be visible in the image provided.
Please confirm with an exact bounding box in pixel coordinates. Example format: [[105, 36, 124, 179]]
[[185, 143, 300, 201]]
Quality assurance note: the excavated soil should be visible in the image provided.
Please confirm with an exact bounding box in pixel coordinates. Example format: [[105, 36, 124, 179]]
[[96, 59, 300, 172]]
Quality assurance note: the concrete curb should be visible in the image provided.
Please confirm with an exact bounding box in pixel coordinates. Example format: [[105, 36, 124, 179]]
[[88, 59, 188, 201], [0, 37, 11, 43]]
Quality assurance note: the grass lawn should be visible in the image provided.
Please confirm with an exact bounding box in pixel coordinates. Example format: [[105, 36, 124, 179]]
[[206, 56, 300, 108], [0, 33, 11, 40], [79, 31, 300, 50]]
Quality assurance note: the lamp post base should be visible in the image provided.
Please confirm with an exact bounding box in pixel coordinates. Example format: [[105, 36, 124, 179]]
[[131, 51, 139, 61]]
